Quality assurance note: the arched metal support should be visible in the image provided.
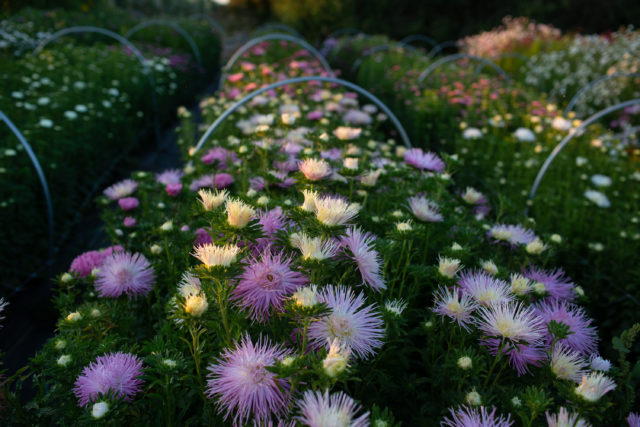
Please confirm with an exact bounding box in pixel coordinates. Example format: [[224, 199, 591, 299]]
[[473, 52, 529, 76], [189, 13, 226, 40], [527, 99, 640, 211], [400, 34, 437, 48], [350, 43, 418, 73], [325, 28, 365, 40], [563, 72, 640, 117], [252, 23, 301, 38], [194, 76, 412, 152], [418, 53, 511, 85], [427, 40, 459, 58], [33, 26, 161, 145], [219, 34, 334, 88], [125, 19, 203, 69], [0, 110, 54, 264]]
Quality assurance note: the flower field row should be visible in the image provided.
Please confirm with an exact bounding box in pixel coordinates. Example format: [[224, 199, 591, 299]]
[[3, 36, 639, 425], [0, 8, 222, 290], [324, 32, 640, 348]]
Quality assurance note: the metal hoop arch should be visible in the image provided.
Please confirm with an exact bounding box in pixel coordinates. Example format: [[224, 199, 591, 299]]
[[427, 40, 459, 58], [32, 26, 161, 145], [527, 99, 640, 211], [418, 53, 511, 85], [194, 76, 412, 152], [350, 43, 418, 73], [252, 23, 301, 38], [325, 28, 365, 40], [0, 110, 54, 263], [473, 52, 530, 76], [564, 72, 640, 117], [400, 34, 437, 48], [219, 34, 334, 88], [189, 13, 226, 39], [125, 19, 203, 69]]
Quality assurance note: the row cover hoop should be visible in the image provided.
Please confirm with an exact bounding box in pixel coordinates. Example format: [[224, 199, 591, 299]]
[[564, 72, 640, 117], [418, 53, 511, 85]]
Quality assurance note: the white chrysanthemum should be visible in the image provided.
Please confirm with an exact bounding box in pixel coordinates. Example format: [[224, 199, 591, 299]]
[[290, 232, 338, 261], [546, 407, 590, 427], [438, 257, 462, 278], [314, 196, 359, 226], [299, 158, 332, 181], [57, 354, 72, 367], [192, 243, 240, 268], [225, 198, 256, 228], [481, 260, 499, 275], [360, 169, 382, 187], [475, 302, 544, 344], [457, 356, 473, 370], [466, 389, 482, 406], [575, 372, 616, 402], [301, 189, 319, 212], [584, 190, 611, 208], [384, 299, 408, 316], [509, 274, 532, 296], [292, 284, 320, 308], [92, 402, 109, 419], [551, 344, 587, 382], [323, 338, 350, 378], [526, 238, 547, 255], [461, 187, 483, 204], [198, 188, 228, 210]]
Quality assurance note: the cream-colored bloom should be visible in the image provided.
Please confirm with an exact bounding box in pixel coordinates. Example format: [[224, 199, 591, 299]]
[[92, 402, 109, 419], [438, 257, 462, 278], [396, 221, 412, 232], [323, 338, 350, 378], [509, 274, 532, 296], [160, 220, 173, 232], [57, 354, 71, 367], [185, 294, 209, 317], [314, 196, 359, 226], [66, 312, 82, 322], [290, 232, 338, 260], [481, 260, 499, 275], [333, 126, 362, 140], [192, 243, 240, 268], [462, 187, 483, 204], [360, 169, 382, 187], [457, 356, 472, 370], [299, 158, 331, 181], [60, 272, 73, 283], [292, 284, 319, 307], [343, 157, 359, 170], [256, 195, 269, 206], [198, 188, 228, 210], [575, 372, 616, 402], [526, 238, 547, 254], [466, 389, 482, 406], [150, 244, 162, 255], [301, 189, 319, 212], [226, 198, 255, 228], [551, 345, 587, 382]]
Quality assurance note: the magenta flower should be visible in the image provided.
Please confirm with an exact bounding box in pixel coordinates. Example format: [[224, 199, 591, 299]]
[[232, 250, 308, 321], [535, 300, 598, 355], [403, 148, 445, 172], [156, 169, 183, 186], [307, 110, 323, 120], [193, 227, 213, 246], [118, 197, 139, 211], [103, 179, 138, 200], [206, 335, 291, 425], [165, 183, 182, 197], [123, 217, 136, 227], [189, 174, 214, 191], [442, 406, 513, 427], [95, 251, 155, 298], [214, 173, 234, 189], [255, 207, 289, 252], [295, 389, 369, 427], [308, 285, 384, 360], [73, 352, 144, 407], [523, 267, 576, 301], [70, 250, 105, 278], [628, 413, 640, 427], [340, 227, 386, 292]]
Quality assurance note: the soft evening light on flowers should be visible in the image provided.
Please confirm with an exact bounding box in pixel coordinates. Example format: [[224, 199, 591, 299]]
[[95, 252, 155, 298], [323, 338, 351, 378], [192, 243, 241, 268], [184, 294, 209, 317], [438, 257, 463, 278], [408, 196, 444, 222], [103, 179, 138, 200], [575, 372, 616, 402], [550, 344, 587, 382], [296, 389, 369, 427], [226, 198, 256, 228], [314, 195, 359, 226], [441, 406, 513, 427], [584, 189, 611, 208], [299, 158, 332, 181], [198, 188, 228, 210], [433, 285, 478, 331], [73, 352, 144, 406], [476, 302, 544, 343], [290, 232, 338, 261]]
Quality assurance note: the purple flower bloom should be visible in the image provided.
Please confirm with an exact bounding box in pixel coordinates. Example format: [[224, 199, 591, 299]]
[[123, 216, 136, 227], [442, 406, 513, 427], [340, 227, 386, 292], [308, 285, 384, 360], [307, 110, 323, 120], [206, 335, 291, 425], [433, 286, 478, 331], [232, 250, 308, 321], [343, 109, 372, 125], [487, 224, 537, 246], [95, 252, 155, 298], [403, 148, 445, 172], [70, 250, 105, 278], [250, 177, 266, 191], [535, 300, 598, 355], [165, 183, 182, 197], [73, 352, 144, 407], [628, 413, 640, 427], [201, 147, 238, 168], [190, 174, 214, 191], [156, 169, 183, 186], [103, 179, 138, 200], [214, 173, 234, 189], [193, 227, 213, 246], [523, 267, 576, 301], [295, 389, 369, 427], [255, 207, 288, 252], [320, 148, 342, 161], [457, 270, 513, 307], [118, 197, 139, 211]]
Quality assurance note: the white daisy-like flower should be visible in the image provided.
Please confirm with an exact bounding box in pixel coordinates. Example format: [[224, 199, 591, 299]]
[[192, 243, 241, 268], [314, 195, 359, 226], [290, 232, 338, 261], [198, 188, 228, 210], [575, 372, 616, 402], [225, 198, 256, 228]]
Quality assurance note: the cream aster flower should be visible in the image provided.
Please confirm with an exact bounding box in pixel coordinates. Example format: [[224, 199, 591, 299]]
[[292, 284, 320, 307], [462, 127, 483, 140], [299, 158, 332, 181], [192, 243, 240, 268], [198, 188, 228, 210], [438, 256, 462, 278], [323, 338, 351, 378], [457, 356, 472, 370], [509, 274, 532, 296], [290, 232, 338, 260], [301, 189, 319, 212], [314, 196, 359, 226], [225, 198, 256, 228], [461, 187, 483, 204], [584, 190, 610, 208], [551, 344, 587, 382], [526, 238, 548, 254], [184, 294, 209, 317], [360, 169, 382, 187], [333, 126, 362, 140], [92, 402, 109, 419], [575, 372, 616, 402], [466, 389, 482, 406], [343, 157, 359, 170], [481, 260, 499, 275], [408, 196, 443, 222]]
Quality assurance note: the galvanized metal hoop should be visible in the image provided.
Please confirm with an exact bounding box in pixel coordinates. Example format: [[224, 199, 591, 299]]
[[427, 40, 459, 58], [252, 23, 301, 38], [325, 28, 364, 40], [0, 110, 54, 264], [219, 34, 334, 88], [32, 26, 161, 145], [194, 75, 412, 152], [418, 53, 511, 85], [473, 52, 530, 76], [400, 34, 437, 48], [125, 19, 203, 69], [527, 99, 640, 211], [564, 72, 640, 117], [350, 43, 418, 73]]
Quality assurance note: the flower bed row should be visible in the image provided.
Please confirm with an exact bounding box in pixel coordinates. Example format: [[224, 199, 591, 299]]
[[0, 8, 222, 290], [324, 33, 640, 346], [3, 38, 638, 426]]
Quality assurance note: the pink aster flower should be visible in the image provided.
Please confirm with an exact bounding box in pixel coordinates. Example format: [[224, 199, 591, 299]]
[[156, 169, 183, 186], [165, 183, 182, 197], [457, 270, 513, 307], [523, 267, 576, 301], [433, 286, 478, 331], [295, 389, 369, 427], [232, 250, 308, 321], [123, 216, 136, 227], [118, 197, 139, 211], [70, 250, 105, 278], [408, 195, 444, 222], [206, 335, 291, 425], [307, 110, 323, 120], [340, 227, 385, 292], [95, 251, 155, 298], [403, 148, 445, 172], [487, 223, 537, 246], [298, 158, 332, 181], [189, 174, 214, 191], [103, 179, 138, 200], [628, 413, 640, 427], [73, 352, 144, 407], [442, 406, 513, 427], [535, 300, 598, 355], [214, 173, 234, 189], [308, 285, 384, 360], [193, 227, 213, 246]]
